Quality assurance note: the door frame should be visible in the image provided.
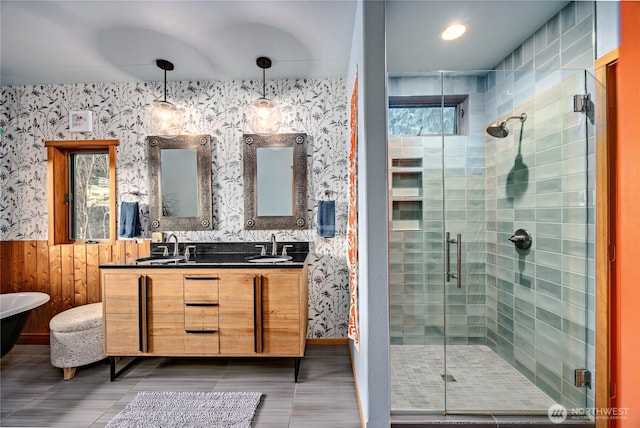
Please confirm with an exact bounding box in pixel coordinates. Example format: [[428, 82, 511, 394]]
[[595, 47, 619, 428]]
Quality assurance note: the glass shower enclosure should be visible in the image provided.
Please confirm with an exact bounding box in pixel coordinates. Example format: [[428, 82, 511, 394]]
[[388, 68, 596, 415]]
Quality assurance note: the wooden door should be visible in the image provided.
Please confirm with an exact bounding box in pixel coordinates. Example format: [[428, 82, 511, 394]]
[[102, 271, 143, 355], [218, 272, 256, 354], [146, 272, 185, 354], [261, 271, 302, 355]]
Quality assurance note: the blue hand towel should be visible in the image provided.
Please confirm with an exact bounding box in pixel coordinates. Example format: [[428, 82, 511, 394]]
[[119, 202, 141, 238], [317, 200, 336, 238]]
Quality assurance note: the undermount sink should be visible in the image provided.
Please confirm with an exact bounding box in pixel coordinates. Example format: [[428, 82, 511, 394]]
[[135, 255, 186, 265], [246, 255, 292, 263]]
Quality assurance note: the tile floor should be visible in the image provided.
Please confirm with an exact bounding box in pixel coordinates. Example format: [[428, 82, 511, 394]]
[[391, 345, 556, 413], [1, 345, 361, 428]]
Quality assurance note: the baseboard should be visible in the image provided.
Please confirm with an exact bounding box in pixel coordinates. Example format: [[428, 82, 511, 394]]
[[349, 343, 367, 428], [306, 338, 349, 345], [17, 333, 49, 345]]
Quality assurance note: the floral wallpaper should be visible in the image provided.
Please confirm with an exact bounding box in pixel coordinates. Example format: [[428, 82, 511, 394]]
[[0, 78, 350, 338]]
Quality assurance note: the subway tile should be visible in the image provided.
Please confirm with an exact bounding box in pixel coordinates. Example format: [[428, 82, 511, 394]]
[[563, 318, 587, 343], [534, 26, 548, 54], [563, 286, 586, 308], [497, 324, 514, 343], [537, 279, 563, 300], [562, 207, 588, 224], [560, 1, 576, 33], [562, 254, 588, 276], [536, 360, 563, 392], [547, 14, 560, 43], [536, 250, 563, 269], [535, 208, 562, 227], [535, 177, 562, 194], [562, 335, 588, 369], [515, 298, 535, 317], [561, 18, 593, 55], [536, 236, 562, 253], [575, 1, 593, 24], [536, 327, 563, 361], [537, 307, 562, 330], [537, 293, 563, 314], [536, 265, 562, 284]]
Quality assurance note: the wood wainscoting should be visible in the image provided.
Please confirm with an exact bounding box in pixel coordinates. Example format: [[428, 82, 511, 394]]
[[0, 240, 150, 344]]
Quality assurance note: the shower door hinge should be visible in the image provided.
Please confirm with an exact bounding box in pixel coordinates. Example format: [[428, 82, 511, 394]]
[[573, 94, 591, 113], [575, 369, 592, 389]]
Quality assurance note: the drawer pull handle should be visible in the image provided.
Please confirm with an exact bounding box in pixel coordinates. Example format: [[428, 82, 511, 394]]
[[185, 302, 218, 307], [185, 330, 218, 334], [184, 276, 219, 281]]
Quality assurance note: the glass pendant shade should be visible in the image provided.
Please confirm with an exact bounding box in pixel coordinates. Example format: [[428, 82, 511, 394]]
[[248, 97, 281, 136], [147, 59, 183, 138], [148, 99, 183, 137], [248, 57, 281, 135]]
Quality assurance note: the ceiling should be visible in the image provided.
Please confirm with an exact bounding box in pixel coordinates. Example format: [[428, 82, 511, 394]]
[[1, 1, 569, 86]]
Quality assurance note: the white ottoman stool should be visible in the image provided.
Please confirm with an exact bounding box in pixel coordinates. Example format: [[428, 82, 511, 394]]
[[49, 302, 104, 380]]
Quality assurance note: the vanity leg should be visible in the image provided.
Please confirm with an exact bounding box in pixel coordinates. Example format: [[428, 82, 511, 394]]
[[110, 356, 142, 381], [294, 357, 302, 383]]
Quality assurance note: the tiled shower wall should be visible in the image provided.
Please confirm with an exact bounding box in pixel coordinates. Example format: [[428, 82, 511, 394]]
[[485, 1, 595, 410], [388, 74, 487, 345]]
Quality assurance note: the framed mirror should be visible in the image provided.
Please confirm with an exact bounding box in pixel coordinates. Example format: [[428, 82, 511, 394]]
[[243, 133, 307, 229], [146, 134, 213, 231]]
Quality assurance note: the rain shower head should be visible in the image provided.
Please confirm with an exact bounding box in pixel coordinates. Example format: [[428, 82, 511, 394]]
[[486, 113, 527, 138]]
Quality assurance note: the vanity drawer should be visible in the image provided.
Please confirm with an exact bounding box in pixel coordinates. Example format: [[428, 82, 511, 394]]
[[183, 275, 219, 303], [184, 304, 219, 331], [184, 331, 219, 354]]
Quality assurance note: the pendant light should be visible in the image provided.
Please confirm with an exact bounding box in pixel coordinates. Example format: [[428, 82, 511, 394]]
[[247, 57, 281, 135], [147, 59, 183, 137]]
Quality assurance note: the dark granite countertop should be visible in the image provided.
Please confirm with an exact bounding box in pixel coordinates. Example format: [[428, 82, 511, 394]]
[[99, 241, 309, 269]]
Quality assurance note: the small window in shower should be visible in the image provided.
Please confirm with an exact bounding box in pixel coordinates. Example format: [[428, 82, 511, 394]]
[[388, 95, 468, 136]]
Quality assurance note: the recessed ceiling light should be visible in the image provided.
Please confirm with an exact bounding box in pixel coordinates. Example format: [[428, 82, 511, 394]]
[[441, 23, 467, 41]]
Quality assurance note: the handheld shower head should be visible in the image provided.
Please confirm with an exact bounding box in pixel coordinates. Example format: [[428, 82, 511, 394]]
[[486, 113, 527, 138]]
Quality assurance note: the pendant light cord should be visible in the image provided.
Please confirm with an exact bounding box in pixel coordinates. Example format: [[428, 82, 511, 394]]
[[163, 68, 167, 102], [262, 67, 266, 98]]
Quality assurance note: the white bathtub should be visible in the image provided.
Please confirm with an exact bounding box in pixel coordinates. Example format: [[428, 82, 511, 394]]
[[1, 292, 50, 357]]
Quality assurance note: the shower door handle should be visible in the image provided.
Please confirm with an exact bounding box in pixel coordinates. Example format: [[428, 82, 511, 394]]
[[446, 232, 462, 288]]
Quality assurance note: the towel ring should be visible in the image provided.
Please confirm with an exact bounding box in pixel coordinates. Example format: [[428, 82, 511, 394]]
[[120, 191, 146, 201]]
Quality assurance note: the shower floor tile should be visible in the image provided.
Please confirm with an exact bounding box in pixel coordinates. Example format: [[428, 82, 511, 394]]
[[391, 345, 556, 414]]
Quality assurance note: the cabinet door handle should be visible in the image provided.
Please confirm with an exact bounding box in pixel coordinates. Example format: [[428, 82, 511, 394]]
[[138, 275, 148, 353], [184, 276, 219, 281], [253, 275, 263, 354]]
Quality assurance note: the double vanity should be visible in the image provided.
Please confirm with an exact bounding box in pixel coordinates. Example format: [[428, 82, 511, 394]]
[[99, 241, 309, 382]]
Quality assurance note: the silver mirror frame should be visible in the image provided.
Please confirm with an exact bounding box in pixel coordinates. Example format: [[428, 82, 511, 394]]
[[147, 134, 213, 231], [243, 133, 308, 229]]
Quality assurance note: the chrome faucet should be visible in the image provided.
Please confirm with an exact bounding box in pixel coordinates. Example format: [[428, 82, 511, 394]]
[[166, 233, 179, 256], [271, 233, 278, 256]]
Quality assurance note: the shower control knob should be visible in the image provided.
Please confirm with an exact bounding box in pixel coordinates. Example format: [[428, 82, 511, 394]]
[[509, 228, 532, 251]]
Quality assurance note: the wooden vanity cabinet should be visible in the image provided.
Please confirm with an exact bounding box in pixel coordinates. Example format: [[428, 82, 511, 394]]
[[101, 265, 308, 362]]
